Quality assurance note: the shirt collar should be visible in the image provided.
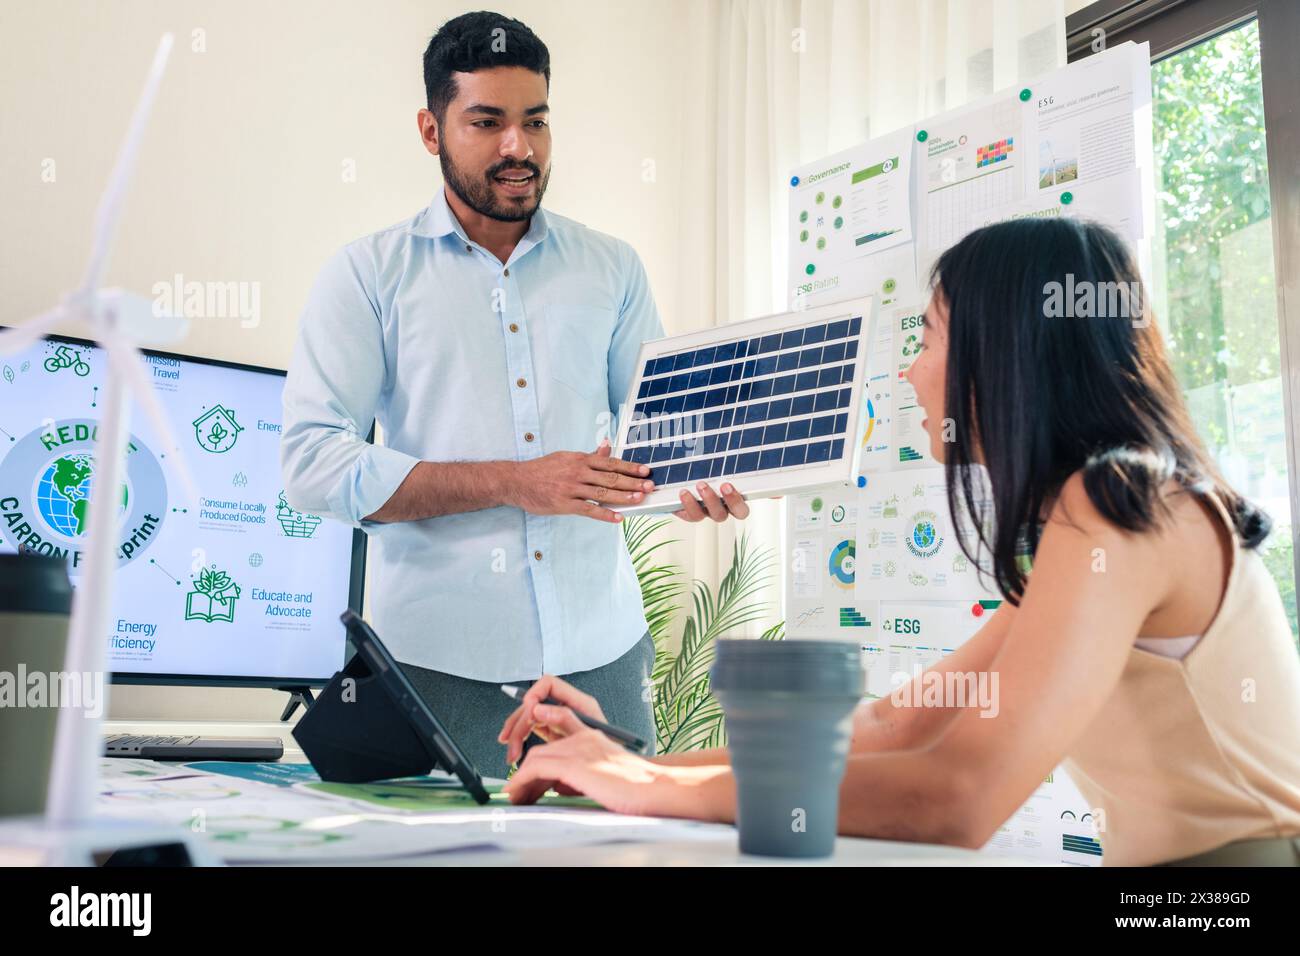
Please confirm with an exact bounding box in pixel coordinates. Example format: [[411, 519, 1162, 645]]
[[410, 187, 551, 248]]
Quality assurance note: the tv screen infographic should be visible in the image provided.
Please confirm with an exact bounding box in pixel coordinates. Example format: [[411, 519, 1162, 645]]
[[0, 333, 358, 683]]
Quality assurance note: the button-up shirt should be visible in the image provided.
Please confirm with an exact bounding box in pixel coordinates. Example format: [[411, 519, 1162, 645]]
[[280, 189, 662, 680]]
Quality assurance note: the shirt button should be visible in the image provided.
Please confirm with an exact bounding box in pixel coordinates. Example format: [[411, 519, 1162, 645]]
[[509, 323, 519, 333], [504, 268, 511, 277], [524, 432, 535, 442], [465, 244, 472, 253], [533, 550, 543, 561], [516, 377, 527, 388]]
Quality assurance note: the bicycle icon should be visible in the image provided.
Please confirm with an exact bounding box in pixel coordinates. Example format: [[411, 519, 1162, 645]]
[[44, 345, 90, 377]]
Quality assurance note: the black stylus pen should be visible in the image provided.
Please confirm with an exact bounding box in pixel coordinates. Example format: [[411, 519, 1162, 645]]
[[500, 684, 649, 754]]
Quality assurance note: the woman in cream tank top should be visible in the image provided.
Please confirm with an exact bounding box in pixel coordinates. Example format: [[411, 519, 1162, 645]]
[[1063, 486, 1300, 865], [488, 218, 1300, 866]]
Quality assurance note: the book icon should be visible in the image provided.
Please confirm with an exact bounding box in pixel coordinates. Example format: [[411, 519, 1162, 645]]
[[185, 565, 242, 623]]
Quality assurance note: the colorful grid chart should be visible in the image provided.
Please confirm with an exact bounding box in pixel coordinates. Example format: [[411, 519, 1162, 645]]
[[976, 137, 1014, 167]]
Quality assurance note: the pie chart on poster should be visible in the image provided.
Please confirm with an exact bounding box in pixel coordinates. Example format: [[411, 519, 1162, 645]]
[[861, 397, 876, 446], [829, 539, 856, 588]]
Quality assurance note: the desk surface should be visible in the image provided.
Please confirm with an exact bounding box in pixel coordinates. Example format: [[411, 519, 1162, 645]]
[[99, 718, 1043, 867], [339, 838, 1035, 867]]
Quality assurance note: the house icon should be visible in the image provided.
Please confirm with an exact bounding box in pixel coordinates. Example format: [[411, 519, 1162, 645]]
[[193, 404, 244, 453]]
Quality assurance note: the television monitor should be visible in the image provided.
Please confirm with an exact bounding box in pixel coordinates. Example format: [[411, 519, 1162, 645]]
[[0, 330, 366, 696]]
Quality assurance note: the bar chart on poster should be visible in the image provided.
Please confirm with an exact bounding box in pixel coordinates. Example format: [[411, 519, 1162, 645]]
[[782, 41, 1154, 865]]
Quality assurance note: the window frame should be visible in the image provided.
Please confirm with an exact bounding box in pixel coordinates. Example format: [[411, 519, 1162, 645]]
[[1068, 0, 1300, 609]]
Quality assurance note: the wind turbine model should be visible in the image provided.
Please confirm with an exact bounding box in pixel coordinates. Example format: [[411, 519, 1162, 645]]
[[0, 34, 215, 865]]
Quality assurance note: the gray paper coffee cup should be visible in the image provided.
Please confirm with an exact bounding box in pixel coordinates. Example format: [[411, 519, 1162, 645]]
[[711, 638, 863, 858], [0, 553, 72, 818]]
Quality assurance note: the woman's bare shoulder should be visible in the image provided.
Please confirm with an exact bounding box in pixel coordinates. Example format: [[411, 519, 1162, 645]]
[[1043, 471, 1229, 623], [1046, 471, 1220, 539]]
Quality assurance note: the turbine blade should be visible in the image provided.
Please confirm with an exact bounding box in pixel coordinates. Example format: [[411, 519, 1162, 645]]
[[0, 307, 73, 356], [76, 33, 175, 298], [102, 325, 201, 505]]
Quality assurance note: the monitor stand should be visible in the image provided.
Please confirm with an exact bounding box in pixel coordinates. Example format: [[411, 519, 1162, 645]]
[[277, 687, 316, 722]]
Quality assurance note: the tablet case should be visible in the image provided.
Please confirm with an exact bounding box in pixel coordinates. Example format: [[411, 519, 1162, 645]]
[[292, 611, 491, 803]]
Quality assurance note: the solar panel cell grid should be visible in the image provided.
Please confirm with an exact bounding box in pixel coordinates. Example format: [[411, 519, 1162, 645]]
[[623, 312, 862, 491]]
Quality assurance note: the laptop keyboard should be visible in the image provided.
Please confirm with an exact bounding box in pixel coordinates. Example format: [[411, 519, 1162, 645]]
[[104, 734, 200, 753]]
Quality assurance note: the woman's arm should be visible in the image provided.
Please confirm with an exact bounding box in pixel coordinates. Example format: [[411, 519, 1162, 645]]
[[652, 749, 729, 766], [507, 475, 1172, 846], [849, 601, 1017, 753], [647, 475, 1172, 838]]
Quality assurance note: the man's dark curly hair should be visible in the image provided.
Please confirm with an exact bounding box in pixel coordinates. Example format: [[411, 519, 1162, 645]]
[[423, 11, 551, 125]]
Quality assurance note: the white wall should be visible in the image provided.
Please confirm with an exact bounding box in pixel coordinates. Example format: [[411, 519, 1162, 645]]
[[0, 0, 708, 719]]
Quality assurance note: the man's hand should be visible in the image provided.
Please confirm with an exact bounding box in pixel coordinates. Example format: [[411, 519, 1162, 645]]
[[673, 481, 750, 523], [508, 440, 654, 523]]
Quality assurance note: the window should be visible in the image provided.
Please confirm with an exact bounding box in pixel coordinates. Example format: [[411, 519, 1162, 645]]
[[1152, 20, 1294, 635], [1071, 0, 1300, 641]]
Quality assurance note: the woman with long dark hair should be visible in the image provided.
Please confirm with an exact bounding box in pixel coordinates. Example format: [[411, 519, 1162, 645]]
[[494, 218, 1300, 866]]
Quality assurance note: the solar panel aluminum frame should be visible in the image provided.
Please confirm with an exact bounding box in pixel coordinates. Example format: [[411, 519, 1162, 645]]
[[611, 295, 879, 515]]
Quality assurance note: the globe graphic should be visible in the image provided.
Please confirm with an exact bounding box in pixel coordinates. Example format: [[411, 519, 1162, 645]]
[[35, 453, 128, 538], [912, 521, 937, 550]]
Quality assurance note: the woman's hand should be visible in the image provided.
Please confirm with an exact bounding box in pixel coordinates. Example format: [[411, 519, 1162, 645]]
[[502, 708, 669, 813], [503, 707, 736, 821], [497, 674, 608, 767]]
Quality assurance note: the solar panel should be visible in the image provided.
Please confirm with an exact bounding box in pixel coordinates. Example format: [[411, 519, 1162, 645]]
[[612, 295, 878, 514]]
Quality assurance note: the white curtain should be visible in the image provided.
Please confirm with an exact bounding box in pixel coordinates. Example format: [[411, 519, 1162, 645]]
[[665, 0, 1066, 637]]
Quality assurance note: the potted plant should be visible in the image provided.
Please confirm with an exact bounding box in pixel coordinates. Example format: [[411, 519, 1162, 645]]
[[623, 516, 784, 754]]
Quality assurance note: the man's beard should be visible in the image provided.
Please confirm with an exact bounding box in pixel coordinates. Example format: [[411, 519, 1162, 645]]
[[439, 142, 549, 223]]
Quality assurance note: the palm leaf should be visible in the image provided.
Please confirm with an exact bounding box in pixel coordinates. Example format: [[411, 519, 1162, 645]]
[[662, 688, 725, 752], [622, 515, 685, 686], [654, 533, 782, 752], [623, 516, 786, 753]]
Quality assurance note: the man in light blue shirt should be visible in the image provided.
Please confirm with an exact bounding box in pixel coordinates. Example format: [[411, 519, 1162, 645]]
[[281, 12, 747, 777]]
